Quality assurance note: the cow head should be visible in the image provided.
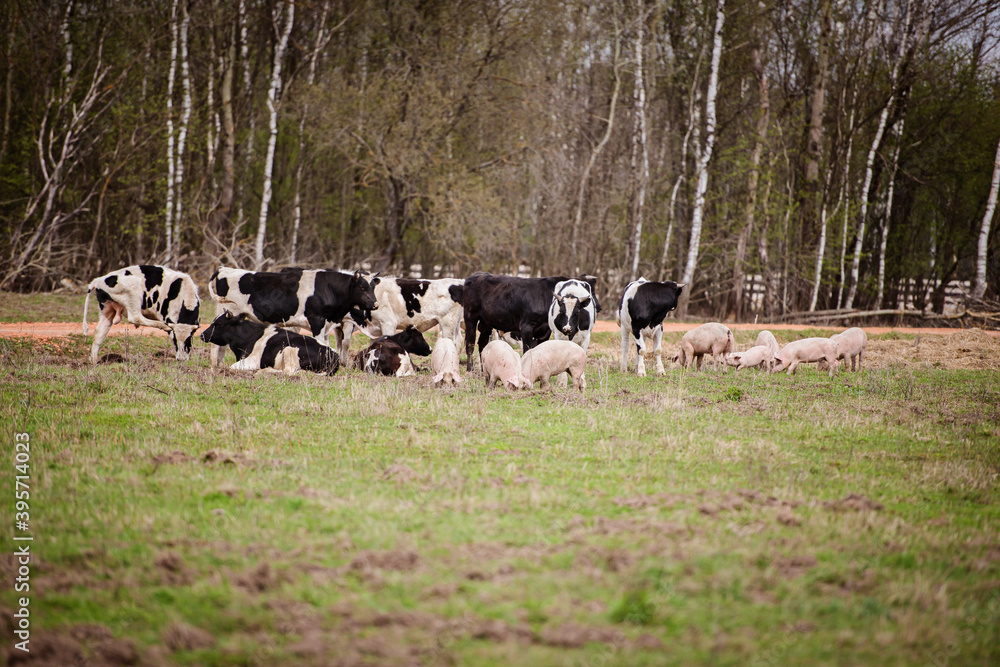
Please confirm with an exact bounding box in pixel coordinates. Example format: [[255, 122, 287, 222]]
[[390, 325, 432, 356], [168, 323, 199, 360], [200, 312, 247, 346], [351, 270, 379, 315], [549, 280, 595, 340]]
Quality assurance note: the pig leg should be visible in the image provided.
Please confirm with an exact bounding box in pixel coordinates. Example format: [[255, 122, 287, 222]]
[[573, 368, 586, 393], [826, 354, 838, 378], [787, 360, 799, 375]]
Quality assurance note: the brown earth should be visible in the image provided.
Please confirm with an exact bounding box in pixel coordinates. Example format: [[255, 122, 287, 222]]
[[4, 319, 998, 371], [2, 319, 997, 339]]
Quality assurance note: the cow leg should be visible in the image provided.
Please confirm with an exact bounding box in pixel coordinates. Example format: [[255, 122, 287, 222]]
[[619, 323, 631, 372], [210, 343, 227, 370], [337, 320, 354, 360], [651, 326, 665, 376], [464, 317, 479, 372], [634, 334, 647, 377], [90, 303, 118, 364]]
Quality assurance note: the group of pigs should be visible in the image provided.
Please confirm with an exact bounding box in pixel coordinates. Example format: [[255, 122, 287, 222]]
[[430, 337, 588, 392], [668, 322, 869, 377]]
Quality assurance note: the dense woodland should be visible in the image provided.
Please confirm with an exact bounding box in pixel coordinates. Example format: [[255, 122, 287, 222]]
[[1, 0, 999, 318]]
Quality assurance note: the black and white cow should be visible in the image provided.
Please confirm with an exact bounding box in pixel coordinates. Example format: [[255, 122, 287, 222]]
[[200, 312, 340, 375], [360, 339, 416, 377], [207, 266, 378, 368], [462, 272, 598, 372], [617, 277, 685, 376], [83, 265, 200, 364], [335, 277, 464, 361], [349, 325, 431, 370], [548, 277, 601, 351]]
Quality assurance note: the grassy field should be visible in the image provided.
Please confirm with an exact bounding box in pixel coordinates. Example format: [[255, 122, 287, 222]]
[[1, 301, 999, 666]]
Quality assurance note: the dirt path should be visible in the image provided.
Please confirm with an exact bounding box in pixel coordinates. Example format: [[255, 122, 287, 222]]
[[1, 319, 996, 339]]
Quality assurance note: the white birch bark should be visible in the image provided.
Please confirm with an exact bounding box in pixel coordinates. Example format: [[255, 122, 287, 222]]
[[207, 32, 218, 201], [809, 165, 838, 312], [877, 118, 904, 306], [845, 0, 912, 309], [628, 0, 650, 281], [172, 1, 192, 261], [836, 100, 857, 309], [680, 0, 725, 295], [164, 0, 178, 262], [254, 0, 295, 267], [972, 136, 1000, 299]]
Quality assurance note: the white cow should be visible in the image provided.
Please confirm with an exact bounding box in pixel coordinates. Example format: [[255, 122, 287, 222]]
[[83, 265, 200, 364]]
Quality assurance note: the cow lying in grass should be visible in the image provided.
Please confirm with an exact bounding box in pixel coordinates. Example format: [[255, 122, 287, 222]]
[[83, 265, 200, 364], [200, 312, 339, 375]]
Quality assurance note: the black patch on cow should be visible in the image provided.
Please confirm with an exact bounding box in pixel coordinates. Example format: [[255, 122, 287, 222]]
[[363, 339, 406, 375], [448, 283, 464, 304], [212, 269, 229, 297], [178, 301, 199, 325], [123, 270, 131, 276], [160, 278, 183, 319], [376, 325, 431, 356], [105, 274, 118, 288], [151, 289, 159, 304], [141, 294, 151, 310], [627, 281, 683, 336], [140, 265, 164, 291], [239, 271, 301, 324], [200, 313, 266, 360], [95, 288, 112, 310], [578, 307, 592, 332], [397, 279, 430, 318]]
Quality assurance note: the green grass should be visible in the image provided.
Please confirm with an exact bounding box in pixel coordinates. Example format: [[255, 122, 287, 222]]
[[1, 318, 999, 665], [0, 291, 89, 323]]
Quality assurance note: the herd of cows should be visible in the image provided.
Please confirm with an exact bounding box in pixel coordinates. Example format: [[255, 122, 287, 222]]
[[81, 264, 869, 390]]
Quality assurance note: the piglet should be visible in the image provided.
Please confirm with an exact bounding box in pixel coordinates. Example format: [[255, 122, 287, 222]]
[[520, 340, 587, 392], [725, 344, 774, 372], [481, 340, 528, 391], [672, 322, 734, 372], [830, 327, 868, 371], [430, 337, 463, 386], [772, 337, 839, 377], [755, 330, 780, 357]]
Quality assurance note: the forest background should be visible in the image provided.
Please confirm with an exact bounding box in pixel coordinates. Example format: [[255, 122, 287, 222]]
[[1, 0, 999, 319]]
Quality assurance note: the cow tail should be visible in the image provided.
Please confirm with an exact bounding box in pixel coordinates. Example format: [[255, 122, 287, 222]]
[[82, 284, 93, 335]]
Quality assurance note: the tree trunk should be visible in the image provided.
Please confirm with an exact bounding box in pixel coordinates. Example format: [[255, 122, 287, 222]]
[[164, 0, 179, 263], [173, 1, 192, 262], [972, 135, 1000, 299], [728, 45, 769, 321], [845, 0, 912, 309], [571, 28, 621, 272], [627, 0, 649, 282], [679, 0, 725, 316], [238, 0, 256, 229], [877, 118, 905, 306], [835, 96, 857, 309], [292, 0, 331, 265], [0, 9, 16, 168], [210, 23, 237, 238], [254, 0, 295, 268]]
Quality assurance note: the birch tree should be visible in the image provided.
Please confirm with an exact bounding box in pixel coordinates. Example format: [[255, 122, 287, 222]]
[[845, 0, 912, 309], [254, 0, 295, 267], [679, 0, 725, 315], [972, 135, 1000, 300], [627, 0, 650, 281], [164, 0, 179, 262], [171, 1, 192, 262], [876, 118, 904, 306]]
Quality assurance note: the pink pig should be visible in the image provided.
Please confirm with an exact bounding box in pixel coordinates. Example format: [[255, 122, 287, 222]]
[[672, 322, 734, 372], [755, 330, 780, 357], [725, 344, 774, 372], [520, 340, 587, 392], [481, 340, 529, 391], [830, 327, 868, 371], [431, 337, 463, 386], [772, 338, 839, 377]]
